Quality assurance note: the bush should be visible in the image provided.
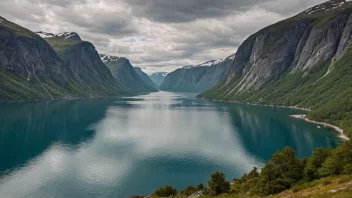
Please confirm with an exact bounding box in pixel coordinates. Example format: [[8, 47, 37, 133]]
[[256, 147, 304, 195], [153, 185, 177, 197], [343, 164, 352, 174], [338, 175, 351, 184], [180, 186, 197, 196], [292, 183, 308, 192], [318, 141, 352, 177], [322, 178, 333, 186], [208, 172, 231, 195], [304, 148, 331, 181], [196, 183, 204, 190]]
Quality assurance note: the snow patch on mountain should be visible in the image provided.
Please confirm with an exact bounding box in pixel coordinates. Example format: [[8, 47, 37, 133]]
[[198, 59, 224, 67], [301, 0, 352, 15], [226, 53, 236, 60], [151, 72, 169, 77], [36, 31, 81, 41], [101, 55, 122, 63], [36, 31, 55, 38]]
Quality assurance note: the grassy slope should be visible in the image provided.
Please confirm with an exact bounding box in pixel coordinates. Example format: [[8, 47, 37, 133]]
[[167, 175, 352, 198], [199, 6, 352, 137]]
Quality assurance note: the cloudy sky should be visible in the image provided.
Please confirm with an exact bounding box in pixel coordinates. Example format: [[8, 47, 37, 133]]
[[1, 0, 326, 74]]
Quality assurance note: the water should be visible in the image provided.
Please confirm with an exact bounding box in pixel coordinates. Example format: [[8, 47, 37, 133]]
[[0, 92, 340, 197]]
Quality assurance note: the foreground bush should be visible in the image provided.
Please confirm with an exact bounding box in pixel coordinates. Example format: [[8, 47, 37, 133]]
[[152, 185, 177, 197], [151, 140, 352, 197], [208, 171, 230, 195]]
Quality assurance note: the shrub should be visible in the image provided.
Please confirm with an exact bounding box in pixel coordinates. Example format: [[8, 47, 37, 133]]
[[208, 172, 231, 195], [153, 185, 177, 197], [343, 164, 352, 175], [180, 186, 197, 196], [338, 175, 351, 184]]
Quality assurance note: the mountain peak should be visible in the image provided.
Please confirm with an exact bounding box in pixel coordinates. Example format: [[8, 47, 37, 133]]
[[151, 72, 169, 77], [100, 55, 125, 63], [300, 0, 352, 15], [36, 31, 81, 41], [56, 32, 81, 41]]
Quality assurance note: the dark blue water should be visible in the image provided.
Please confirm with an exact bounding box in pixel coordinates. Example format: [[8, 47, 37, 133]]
[[0, 92, 340, 197]]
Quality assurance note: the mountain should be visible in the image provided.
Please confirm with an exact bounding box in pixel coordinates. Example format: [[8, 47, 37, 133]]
[[133, 67, 159, 90], [150, 72, 169, 86], [200, 0, 352, 137], [101, 55, 158, 93], [160, 57, 233, 93], [37, 31, 131, 97], [0, 16, 129, 101]]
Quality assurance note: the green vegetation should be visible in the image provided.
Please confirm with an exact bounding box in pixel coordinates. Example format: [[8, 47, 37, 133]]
[[151, 140, 352, 197], [208, 172, 231, 195], [45, 37, 82, 54], [200, 45, 352, 138], [180, 184, 204, 196], [152, 185, 178, 197]]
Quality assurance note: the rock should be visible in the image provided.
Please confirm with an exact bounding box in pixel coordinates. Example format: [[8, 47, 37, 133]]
[[187, 190, 204, 198]]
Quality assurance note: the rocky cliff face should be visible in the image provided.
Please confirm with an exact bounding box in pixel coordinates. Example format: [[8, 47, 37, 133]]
[[200, 0, 352, 137], [0, 17, 91, 101], [134, 67, 159, 90], [160, 58, 232, 93], [149, 72, 168, 87], [40, 32, 131, 97], [203, 0, 352, 97], [101, 55, 158, 94]]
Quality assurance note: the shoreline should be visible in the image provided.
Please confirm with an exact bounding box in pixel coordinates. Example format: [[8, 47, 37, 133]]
[[202, 98, 348, 141], [204, 98, 312, 112], [289, 115, 349, 140]]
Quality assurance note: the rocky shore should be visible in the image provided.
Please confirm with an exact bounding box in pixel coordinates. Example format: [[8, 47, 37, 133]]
[[290, 115, 349, 140]]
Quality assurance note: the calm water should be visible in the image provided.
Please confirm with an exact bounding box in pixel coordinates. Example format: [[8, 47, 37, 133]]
[[0, 92, 341, 197]]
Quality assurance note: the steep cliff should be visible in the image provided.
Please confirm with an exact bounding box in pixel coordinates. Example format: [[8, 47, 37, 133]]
[[0, 17, 122, 101], [200, 0, 352, 137], [160, 58, 232, 93], [134, 67, 159, 90], [101, 55, 158, 94], [41, 33, 130, 97], [149, 72, 168, 87]]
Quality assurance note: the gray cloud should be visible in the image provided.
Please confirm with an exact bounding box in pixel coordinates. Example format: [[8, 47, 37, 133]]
[[0, 0, 326, 73], [122, 0, 270, 23]]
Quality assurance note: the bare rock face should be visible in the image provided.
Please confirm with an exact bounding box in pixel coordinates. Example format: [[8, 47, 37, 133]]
[[0, 17, 130, 101], [101, 55, 158, 94], [204, 1, 352, 98], [0, 18, 66, 81]]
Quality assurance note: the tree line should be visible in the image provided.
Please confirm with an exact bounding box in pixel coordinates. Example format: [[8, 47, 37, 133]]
[[152, 140, 352, 197]]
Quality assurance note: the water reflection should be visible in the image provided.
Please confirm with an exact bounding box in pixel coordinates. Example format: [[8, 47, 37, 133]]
[[0, 92, 340, 197]]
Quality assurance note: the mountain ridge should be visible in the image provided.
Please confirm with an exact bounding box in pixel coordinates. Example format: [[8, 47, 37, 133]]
[[160, 58, 233, 93], [199, 0, 352, 137], [101, 55, 158, 94]]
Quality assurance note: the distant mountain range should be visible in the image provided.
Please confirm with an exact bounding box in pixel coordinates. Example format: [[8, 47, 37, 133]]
[[134, 67, 159, 90], [149, 72, 169, 87], [160, 55, 234, 93], [101, 55, 158, 94]]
